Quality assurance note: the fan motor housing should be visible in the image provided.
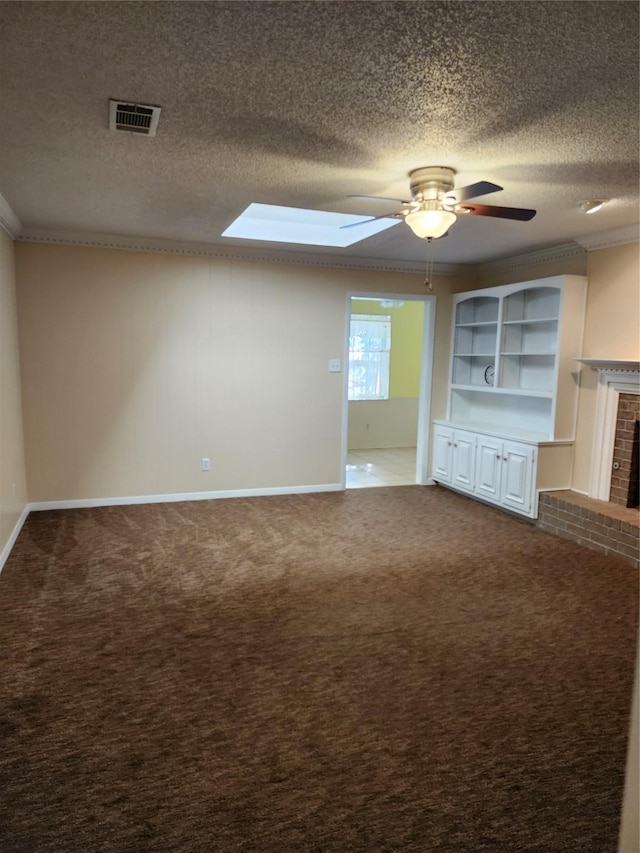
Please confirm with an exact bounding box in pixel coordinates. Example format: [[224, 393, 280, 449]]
[[409, 166, 456, 202]]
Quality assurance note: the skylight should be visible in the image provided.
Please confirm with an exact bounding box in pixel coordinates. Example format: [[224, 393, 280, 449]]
[[221, 203, 399, 247]]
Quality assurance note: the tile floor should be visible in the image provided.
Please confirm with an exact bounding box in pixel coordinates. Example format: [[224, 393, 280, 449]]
[[346, 447, 417, 489]]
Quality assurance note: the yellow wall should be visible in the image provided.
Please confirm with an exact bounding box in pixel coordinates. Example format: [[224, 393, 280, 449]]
[[350, 298, 424, 398], [0, 229, 28, 560], [15, 244, 469, 502]]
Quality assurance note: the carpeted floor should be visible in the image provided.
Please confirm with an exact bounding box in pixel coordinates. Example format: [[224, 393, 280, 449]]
[[0, 485, 638, 852]]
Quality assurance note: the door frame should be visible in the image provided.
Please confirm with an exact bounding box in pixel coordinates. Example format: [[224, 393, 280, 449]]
[[341, 291, 437, 488]]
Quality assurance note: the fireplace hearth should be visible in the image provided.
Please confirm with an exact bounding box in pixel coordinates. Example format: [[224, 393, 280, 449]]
[[537, 359, 639, 567]]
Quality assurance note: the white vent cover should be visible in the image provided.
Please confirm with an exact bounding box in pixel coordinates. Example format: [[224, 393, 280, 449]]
[[109, 100, 161, 136]]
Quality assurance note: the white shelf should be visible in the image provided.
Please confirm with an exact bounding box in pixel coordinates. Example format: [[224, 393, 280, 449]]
[[451, 384, 553, 398], [501, 351, 555, 357], [446, 276, 587, 442], [502, 317, 558, 326]]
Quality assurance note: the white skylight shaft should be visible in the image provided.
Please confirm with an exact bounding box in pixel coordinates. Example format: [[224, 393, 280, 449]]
[[222, 203, 399, 247]]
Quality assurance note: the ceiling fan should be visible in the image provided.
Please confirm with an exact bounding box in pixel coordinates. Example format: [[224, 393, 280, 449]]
[[345, 166, 536, 239]]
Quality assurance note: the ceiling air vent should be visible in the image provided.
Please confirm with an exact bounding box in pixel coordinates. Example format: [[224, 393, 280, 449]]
[[109, 99, 161, 137]]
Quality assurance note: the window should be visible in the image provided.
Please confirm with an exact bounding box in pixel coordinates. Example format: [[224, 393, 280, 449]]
[[348, 314, 391, 400]]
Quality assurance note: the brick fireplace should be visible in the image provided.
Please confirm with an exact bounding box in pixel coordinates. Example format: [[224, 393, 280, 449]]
[[610, 392, 640, 508], [537, 360, 640, 567]]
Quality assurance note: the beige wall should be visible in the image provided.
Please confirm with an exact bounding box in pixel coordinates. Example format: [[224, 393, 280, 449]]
[[15, 244, 470, 502], [572, 242, 640, 493], [0, 229, 28, 561], [14, 241, 637, 504]]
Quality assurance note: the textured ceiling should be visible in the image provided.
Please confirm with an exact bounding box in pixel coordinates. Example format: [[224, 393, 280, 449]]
[[0, 1, 638, 265]]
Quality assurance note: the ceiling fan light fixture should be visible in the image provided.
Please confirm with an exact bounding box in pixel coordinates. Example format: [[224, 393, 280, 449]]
[[579, 199, 606, 214], [404, 208, 457, 239]]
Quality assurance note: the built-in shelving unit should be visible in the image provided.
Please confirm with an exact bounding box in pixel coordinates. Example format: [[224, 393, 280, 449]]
[[432, 275, 588, 518]]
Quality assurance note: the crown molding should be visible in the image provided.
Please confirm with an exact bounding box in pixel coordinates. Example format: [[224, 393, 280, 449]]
[[19, 224, 636, 279], [477, 241, 586, 279], [16, 228, 472, 277], [573, 223, 640, 251], [0, 192, 22, 239]]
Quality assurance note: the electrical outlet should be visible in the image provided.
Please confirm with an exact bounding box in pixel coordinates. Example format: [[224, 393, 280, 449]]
[[201, 458, 210, 472], [328, 359, 341, 372]]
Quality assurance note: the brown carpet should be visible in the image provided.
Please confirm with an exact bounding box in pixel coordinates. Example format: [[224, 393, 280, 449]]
[[0, 485, 637, 852]]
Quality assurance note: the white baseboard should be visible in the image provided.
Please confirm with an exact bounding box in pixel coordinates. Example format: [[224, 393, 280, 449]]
[[0, 506, 30, 575], [28, 482, 345, 512]]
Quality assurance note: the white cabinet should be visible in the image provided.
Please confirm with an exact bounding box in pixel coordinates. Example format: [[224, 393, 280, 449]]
[[432, 275, 586, 519], [475, 435, 535, 513], [432, 427, 453, 482], [474, 434, 503, 502], [451, 430, 476, 493], [432, 425, 536, 517], [432, 425, 477, 493]]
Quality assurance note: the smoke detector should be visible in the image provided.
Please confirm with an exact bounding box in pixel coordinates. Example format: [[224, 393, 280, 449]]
[[109, 100, 161, 136]]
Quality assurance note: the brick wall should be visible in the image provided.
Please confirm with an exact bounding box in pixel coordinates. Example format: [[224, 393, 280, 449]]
[[538, 490, 639, 568], [610, 392, 640, 507]]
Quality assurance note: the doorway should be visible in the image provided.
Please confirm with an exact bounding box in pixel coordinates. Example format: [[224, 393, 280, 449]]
[[342, 293, 436, 489]]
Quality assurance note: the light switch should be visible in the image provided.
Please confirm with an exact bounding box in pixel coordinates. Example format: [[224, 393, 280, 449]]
[[328, 359, 341, 372]]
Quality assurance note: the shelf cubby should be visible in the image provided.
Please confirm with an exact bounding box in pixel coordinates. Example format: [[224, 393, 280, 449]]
[[502, 320, 557, 355], [500, 354, 555, 392], [503, 286, 560, 322], [455, 296, 499, 325], [454, 323, 497, 356]]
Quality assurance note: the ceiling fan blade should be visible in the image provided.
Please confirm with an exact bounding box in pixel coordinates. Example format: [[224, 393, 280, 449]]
[[340, 211, 404, 230], [454, 203, 536, 221], [451, 180, 503, 202], [347, 194, 411, 205]]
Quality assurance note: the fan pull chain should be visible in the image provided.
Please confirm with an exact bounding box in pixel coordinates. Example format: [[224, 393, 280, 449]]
[[424, 237, 434, 293]]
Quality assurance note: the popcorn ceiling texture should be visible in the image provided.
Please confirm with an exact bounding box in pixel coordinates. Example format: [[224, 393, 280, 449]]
[[0, 1, 638, 264]]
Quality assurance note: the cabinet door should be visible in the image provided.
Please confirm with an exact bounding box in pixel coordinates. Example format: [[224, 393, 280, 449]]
[[501, 442, 535, 515], [432, 427, 453, 483], [452, 431, 476, 493], [475, 436, 502, 503]]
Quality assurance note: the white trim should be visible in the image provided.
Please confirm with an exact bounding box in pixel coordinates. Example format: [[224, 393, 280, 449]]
[[0, 506, 29, 575], [416, 296, 437, 485], [16, 230, 466, 276], [12, 222, 639, 273], [574, 223, 640, 251], [0, 192, 22, 239], [584, 363, 640, 500], [27, 482, 344, 512]]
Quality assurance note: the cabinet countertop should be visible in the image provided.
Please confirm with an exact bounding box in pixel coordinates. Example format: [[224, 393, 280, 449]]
[[433, 420, 573, 446]]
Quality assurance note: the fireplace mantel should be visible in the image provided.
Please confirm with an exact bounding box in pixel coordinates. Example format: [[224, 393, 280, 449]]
[[576, 358, 640, 374]]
